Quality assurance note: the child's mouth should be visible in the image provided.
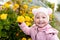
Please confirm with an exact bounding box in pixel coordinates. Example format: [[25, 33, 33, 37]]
[[38, 22, 43, 24]]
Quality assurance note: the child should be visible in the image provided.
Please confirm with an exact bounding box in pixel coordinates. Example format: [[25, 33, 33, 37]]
[[18, 7, 59, 40]]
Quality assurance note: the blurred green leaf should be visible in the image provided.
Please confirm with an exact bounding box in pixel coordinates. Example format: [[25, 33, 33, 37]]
[[5, 26, 10, 30]]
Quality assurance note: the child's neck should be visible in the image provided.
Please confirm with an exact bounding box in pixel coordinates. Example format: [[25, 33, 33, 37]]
[[36, 24, 50, 31]]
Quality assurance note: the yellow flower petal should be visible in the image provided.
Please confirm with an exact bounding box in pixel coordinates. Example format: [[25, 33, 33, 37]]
[[49, 14, 53, 21], [13, 4, 19, 11], [17, 16, 25, 23], [3, 1, 11, 8], [26, 22, 31, 26], [22, 37, 27, 40], [25, 16, 31, 22], [23, 4, 28, 9], [0, 14, 8, 20], [28, 0, 32, 2]]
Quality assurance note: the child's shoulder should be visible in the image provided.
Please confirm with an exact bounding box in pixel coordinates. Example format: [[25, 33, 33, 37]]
[[45, 27, 59, 34]]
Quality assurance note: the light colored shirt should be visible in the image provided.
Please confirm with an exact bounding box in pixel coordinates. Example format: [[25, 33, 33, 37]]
[[19, 22, 59, 40]]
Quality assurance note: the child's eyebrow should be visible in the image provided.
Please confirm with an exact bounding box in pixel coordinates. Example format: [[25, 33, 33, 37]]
[[42, 16, 46, 17], [42, 14, 47, 17]]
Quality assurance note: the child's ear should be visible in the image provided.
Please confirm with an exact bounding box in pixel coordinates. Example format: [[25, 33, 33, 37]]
[[32, 8, 38, 15], [47, 8, 52, 15]]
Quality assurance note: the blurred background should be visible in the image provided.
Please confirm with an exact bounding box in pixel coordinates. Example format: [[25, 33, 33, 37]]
[[0, 0, 60, 40]]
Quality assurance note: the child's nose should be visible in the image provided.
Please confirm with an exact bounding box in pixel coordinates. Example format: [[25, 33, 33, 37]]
[[39, 18, 42, 21]]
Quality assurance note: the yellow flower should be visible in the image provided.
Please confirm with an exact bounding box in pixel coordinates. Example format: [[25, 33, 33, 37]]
[[2, 5, 5, 9], [4, 3, 10, 8], [6, 1, 12, 5], [17, 16, 25, 23], [20, 10, 24, 14], [32, 16, 34, 19], [49, 14, 53, 21], [28, 38, 32, 40], [20, 11, 23, 13], [30, 18, 33, 21], [26, 22, 31, 26], [3, 1, 12, 8], [25, 16, 31, 22], [0, 14, 8, 20], [23, 4, 28, 9], [13, 4, 19, 11], [28, 0, 32, 2], [22, 37, 27, 40]]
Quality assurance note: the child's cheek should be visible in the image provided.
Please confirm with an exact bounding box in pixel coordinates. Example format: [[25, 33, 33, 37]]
[[45, 17, 49, 23], [46, 20, 48, 23], [45, 20, 49, 24]]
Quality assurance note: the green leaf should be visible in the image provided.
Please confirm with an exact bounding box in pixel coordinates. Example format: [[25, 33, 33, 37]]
[[0, 25, 3, 38], [1, 32, 7, 37], [5, 26, 10, 30], [0, 25, 3, 30], [0, 31, 2, 38]]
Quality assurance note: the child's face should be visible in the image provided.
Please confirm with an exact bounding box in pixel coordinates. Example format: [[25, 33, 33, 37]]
[[34, 12, 49, 28]]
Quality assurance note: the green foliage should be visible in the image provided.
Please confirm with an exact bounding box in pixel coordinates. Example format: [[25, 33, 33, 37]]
[[0, 8, 29, 40], [57, 4, 60, 11]]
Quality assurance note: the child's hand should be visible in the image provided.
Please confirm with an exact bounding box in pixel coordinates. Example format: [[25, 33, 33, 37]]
[[17, 16, 25, 24]]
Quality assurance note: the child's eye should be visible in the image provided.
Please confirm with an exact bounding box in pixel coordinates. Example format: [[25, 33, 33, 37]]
[[36, 17, 39, 19], [42, 17, 46, 18]]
